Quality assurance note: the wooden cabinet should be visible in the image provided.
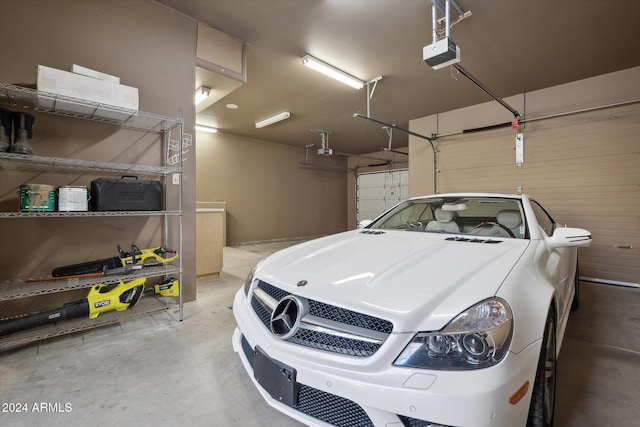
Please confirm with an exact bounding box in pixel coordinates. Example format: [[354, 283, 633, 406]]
[[196, 204, 225, 279]]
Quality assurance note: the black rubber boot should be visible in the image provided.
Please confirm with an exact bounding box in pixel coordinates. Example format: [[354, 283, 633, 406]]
[[10, 111, 35, 155], [0, 108, 11, 152]]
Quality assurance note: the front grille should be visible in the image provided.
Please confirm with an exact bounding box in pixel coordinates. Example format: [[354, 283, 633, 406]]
[[398, 415, 455, 427], [241, 334, 254, 366], [295, 384, 373, 427], [252, 280, 393, 357], [309, 298, 393, 334], [288, 328, 381, 357], [240, 334, 373, 427], [258, 280, 291, 301]]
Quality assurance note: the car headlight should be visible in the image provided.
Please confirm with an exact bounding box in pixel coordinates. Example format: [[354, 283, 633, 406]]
[[394, 298, 513, 370], [243, 263, 260, 296], [243, 257, 270, 296]]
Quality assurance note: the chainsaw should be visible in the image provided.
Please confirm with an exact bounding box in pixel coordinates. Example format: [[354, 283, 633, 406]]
[[51, 244, 178, 277]]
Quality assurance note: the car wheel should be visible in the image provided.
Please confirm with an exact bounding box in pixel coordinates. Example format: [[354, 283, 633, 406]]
[[571, 260, 580, 311], [527, 308, 556, 427]]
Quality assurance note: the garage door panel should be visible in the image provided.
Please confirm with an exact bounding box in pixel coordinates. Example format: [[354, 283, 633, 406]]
[[358, 199, 385, 213], [529, 186, 639, 201], [358, 186, 386, 200], [438, 147, 637, 174], [441, 159, 638, 186], [399, 170, 409, 186], [548, 205, 640, 217], [580, 247, 639, 284], [562, 223, 639, 246], [359, 173, 387, 188], [400, 185, 410, 199], [385, 185, 402, 200], [440, 168, 638, 196]]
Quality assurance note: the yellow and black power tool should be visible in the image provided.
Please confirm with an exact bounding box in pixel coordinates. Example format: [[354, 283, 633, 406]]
[[51, 244, 178, 277], [0, 277, 179, 336]]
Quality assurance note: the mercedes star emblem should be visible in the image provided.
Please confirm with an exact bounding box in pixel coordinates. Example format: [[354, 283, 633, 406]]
[[270, 295, 304, 340]]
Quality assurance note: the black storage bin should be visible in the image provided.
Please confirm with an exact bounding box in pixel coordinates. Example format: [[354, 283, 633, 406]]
[[91, 176, 163, 211]]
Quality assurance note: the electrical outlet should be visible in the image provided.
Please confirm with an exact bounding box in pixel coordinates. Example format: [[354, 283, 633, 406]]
[[172, 173, 180, 185]]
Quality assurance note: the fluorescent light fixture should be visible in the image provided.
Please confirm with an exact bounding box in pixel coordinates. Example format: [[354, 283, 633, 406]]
[[302, 55, 364, 89], [255, 112, 291, 128], [195, 124, 217, 133], [195, 86, 211, 105]]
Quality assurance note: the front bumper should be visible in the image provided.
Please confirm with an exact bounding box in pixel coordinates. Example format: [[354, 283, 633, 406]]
[[232, 289, 540, 427]]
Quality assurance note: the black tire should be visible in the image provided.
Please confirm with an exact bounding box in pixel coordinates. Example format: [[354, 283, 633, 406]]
[[527, 308, 556, 427], [571, 260, 580, 311]]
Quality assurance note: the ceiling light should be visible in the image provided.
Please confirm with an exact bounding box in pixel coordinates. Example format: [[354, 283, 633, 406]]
[[195, 124, 217, 133], [255, 112, 291, 128], [302, 55, 364, 89], [195, 86, 211, 105]]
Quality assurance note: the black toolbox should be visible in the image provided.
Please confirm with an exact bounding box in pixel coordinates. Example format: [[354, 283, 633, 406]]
[[91, 176, 163, 211]]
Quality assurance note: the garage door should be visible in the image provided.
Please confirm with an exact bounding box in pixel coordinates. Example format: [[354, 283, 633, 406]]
[[434, 103, 640, 285], [357, 169, 408, 223]]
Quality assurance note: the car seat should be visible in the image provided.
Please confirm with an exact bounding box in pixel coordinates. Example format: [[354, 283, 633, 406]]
[[496, 209, 523, 238], [426, 208, 461, 233]]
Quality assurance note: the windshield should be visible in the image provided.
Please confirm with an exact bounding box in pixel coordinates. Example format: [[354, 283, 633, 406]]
[[369, 196, 528, 239]]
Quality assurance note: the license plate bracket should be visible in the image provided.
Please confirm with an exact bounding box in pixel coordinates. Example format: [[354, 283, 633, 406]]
[[253, 346, 299, 407]]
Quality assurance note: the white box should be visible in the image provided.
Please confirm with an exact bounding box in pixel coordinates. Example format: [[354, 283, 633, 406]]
[[71, 64, 120, 84], [37, 65, 138, 120]]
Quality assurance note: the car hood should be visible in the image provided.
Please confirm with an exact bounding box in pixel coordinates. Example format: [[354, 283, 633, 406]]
[[256, 230, 530, 332]]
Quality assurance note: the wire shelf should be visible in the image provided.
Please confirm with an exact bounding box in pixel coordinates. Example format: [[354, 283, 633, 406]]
[[0, 83, 181, 132], [0, 296, 178, 352], [0, 152, 180, 175], [0, 210, 180, 218], [0, 265, 181, 301]]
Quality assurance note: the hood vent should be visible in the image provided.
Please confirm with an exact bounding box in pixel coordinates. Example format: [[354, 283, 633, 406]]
[[445, 236, 502, 244], [360, 230, 385, 235]]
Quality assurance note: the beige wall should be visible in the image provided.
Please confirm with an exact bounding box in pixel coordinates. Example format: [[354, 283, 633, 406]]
[[0, 0, 197, 301], [409, 67, 640, 284], [196, 131, 348, 244]]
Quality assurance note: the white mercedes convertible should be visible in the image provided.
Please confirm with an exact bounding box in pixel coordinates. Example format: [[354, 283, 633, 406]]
[[232, 193, 591, 427]]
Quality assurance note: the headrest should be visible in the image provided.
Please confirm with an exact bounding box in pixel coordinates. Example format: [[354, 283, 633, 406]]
[[435, 208, 455, 223], [497, 210, 522, 228]]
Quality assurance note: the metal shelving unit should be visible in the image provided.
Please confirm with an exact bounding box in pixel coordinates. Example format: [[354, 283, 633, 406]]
[[0, 83, 183, 352]]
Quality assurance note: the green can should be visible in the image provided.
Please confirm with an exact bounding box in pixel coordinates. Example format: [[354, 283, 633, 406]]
[[19, 184, 56, 212]]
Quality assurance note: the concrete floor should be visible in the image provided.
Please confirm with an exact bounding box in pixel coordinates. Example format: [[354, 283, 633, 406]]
[[1, 242, 638, 427]]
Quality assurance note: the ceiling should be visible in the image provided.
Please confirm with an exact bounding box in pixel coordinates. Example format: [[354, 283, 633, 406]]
[[159, 0, 640, 155]]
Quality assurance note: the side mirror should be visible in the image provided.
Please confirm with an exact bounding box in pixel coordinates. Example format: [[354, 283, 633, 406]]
[[548, 227, 592, 248], [358, 219, 373, 229]]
